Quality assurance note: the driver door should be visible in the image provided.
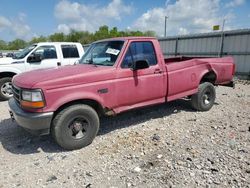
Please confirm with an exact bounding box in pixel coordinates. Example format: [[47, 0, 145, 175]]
[[26, 45, 59, 71], [115, 41, 165, 108]]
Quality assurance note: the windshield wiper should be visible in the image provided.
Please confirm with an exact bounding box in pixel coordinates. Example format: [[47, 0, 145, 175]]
[[85, 59, 94, 64], [94, 63, 113, 66]]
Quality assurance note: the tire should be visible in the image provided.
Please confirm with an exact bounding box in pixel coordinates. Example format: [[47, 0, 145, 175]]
[[0, 77, 13, 101], [191, 82, 216, 111], [51, 104, 100, 150]]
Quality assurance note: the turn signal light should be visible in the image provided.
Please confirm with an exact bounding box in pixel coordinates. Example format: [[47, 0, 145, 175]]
[[21, 100, 45, 109]]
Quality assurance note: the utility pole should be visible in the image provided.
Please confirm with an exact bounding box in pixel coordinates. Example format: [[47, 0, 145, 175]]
[[218, 19, 226, 57], [164, 16, 168, 37]]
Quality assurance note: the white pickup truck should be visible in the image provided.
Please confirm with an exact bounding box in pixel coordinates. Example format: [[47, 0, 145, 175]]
[[0, 42, 84, 100]]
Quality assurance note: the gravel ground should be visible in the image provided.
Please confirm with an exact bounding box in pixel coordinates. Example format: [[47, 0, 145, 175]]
[[0, 82, 249, 188]]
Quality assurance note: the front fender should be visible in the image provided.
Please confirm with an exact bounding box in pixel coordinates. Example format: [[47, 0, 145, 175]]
[[0, 67, 22, 75], [45, 90, 105, 112]]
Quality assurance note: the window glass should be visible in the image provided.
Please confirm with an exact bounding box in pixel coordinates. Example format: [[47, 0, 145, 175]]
[[79, 41, 124, 66], [122, 48, 133, 68], [121, 42, 157, 68], [32, 45, 57, 59], [61, 45, 79, 58], [13, 45, 37, 59]]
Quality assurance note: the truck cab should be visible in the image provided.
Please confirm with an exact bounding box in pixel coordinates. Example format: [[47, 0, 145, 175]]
[[0, 42, 84, 100]]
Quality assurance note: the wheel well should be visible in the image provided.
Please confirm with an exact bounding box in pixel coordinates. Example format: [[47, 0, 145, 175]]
[[200, 71, 217, 84], [54, 99, 104, 118], [0, 72, 16, 79]]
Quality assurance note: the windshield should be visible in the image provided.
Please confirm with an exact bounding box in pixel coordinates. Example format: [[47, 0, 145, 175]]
[[79, 40, 124, 66], [13, 44, 37, 59]]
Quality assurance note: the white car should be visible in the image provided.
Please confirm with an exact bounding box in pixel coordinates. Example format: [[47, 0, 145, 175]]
[[0, 42, 84, 100]]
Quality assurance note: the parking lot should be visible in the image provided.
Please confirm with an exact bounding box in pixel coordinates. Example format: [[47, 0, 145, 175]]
[[0, 81, 249, 187]]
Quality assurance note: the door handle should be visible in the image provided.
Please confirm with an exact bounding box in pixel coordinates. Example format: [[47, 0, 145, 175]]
[[57, 62, 61, 66], [154, 69, 163, 74]]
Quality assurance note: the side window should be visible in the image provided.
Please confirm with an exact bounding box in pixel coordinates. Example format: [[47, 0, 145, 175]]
[[32, 45, 57, 59], [121, 42, 157, 68], [121, 47, 133, 68], [61, 45, 79, 58]]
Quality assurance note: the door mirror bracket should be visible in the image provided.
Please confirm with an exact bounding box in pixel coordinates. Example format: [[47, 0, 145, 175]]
[[27, 54, 42, 63], [131, 60, 150, 71]]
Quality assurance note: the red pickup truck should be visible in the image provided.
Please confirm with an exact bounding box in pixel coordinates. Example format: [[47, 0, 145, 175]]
[[9, 37, 235, 150]]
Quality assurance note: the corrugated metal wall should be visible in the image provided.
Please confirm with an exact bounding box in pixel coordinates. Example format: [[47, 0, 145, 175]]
[[158, 29, 250, 76]]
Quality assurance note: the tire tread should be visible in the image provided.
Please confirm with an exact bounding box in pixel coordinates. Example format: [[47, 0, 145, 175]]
[[0, 77, 12, 101], [51, 104, 99, 150], [191, 82, 215, 111]]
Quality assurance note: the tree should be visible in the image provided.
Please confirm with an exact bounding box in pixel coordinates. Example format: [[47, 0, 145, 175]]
[[0, 40, 7, 50], [0, 26, 159, 49], [94, 25, 110, 40], [78, 31, 93, 44], [30, 36, 47, 44], [110, 27, 119, 37], [49, 33, 65, 42], [8, 39, 27, 50], [144, 30, 156, 37], [66, 30, 86, 42]]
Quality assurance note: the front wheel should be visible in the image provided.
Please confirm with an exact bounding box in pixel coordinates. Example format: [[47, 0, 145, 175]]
[[191, 82, 216, 111], [0, 77, 13, 101], [51, 104, 100, 150]]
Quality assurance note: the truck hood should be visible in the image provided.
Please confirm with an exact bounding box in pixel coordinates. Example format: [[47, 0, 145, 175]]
[[13, 64, 115, 89], [0, 57, 17, 65]]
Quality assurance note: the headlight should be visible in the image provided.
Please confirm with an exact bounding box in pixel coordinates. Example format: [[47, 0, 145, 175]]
[[22, 90, 43, 102], [21, 90, 45, 109]]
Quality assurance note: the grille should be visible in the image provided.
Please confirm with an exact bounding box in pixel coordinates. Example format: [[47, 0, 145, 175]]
[[12, 84, 21, 105]]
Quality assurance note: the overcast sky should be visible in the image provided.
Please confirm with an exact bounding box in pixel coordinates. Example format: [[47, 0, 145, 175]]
[[0, 0, 249, 41]]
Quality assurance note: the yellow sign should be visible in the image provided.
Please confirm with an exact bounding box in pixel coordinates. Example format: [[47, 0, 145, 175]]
[[213, 25, 220, 31]]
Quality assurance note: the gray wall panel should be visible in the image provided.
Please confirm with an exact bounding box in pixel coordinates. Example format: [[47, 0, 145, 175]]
[[159, 29, 250, 75]]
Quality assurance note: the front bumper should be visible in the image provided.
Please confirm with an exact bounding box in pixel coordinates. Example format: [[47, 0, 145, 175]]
[[8, 98, 53, 135]]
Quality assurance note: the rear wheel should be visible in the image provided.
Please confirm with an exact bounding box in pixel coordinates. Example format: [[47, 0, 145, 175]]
[[51, 104, 100, 150], [0, 77, 13, 101], [191, 82, 215, 111]]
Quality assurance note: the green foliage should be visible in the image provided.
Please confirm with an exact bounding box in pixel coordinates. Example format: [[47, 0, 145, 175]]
[[49, 33, 65, 42], [8, 39, 27, 50], [0, 26, 156, 50], [94, 25, 110, 40], [30, 36, 47, 44], [0, 40, 7, 50]]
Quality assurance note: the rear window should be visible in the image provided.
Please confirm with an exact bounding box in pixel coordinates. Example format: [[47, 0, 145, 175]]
[[61, 45, 79, 58]]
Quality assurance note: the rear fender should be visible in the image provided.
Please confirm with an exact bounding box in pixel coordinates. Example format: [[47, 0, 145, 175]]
[[198, 63, 218, 84]]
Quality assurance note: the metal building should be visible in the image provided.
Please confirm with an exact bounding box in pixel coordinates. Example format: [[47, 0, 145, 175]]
[[158, 29, 250, 76]]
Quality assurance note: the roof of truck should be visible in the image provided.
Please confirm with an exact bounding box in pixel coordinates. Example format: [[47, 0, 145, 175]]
[[94, 36, 156, 43], [33, 42, 81, 45]]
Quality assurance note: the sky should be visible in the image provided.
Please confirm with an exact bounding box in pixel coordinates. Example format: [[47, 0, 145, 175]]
[[0, 0, 249, 41]]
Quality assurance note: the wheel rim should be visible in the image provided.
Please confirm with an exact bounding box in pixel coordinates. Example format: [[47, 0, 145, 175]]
[[68, 117, 89, 140], [203, 91, 212, 105], [1, 82, 13, 98]]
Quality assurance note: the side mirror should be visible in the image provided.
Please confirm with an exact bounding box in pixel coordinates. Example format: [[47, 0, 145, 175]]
[[132, 60, 150, 71], [27, 54, 42, 63]]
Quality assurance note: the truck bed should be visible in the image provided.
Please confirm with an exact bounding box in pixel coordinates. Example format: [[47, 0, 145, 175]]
[[164, 56, 213, 64], [164, 56, 235, 101]]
